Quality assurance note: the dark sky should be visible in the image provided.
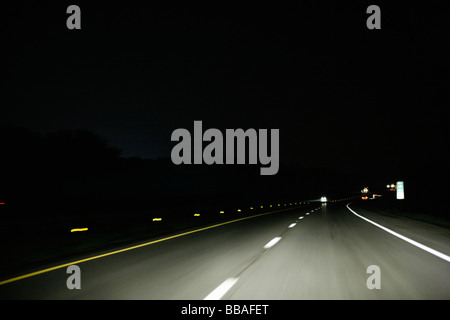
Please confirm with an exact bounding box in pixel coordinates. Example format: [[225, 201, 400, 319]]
[[4, 2, 449, 183]]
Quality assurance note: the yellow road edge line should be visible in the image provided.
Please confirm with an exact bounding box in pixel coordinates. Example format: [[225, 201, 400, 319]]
[[0, 206, 298, 286]]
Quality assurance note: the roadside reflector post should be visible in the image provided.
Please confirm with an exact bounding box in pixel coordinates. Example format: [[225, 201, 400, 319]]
[[396, 180, 404, 212], [396, 181, 404, 200]]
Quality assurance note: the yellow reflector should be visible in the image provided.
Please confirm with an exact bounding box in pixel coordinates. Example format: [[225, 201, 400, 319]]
[[194, 213, 200, 217], [220, 211, 225, 214], [152, 218, 162, 221], [71, 228, 88, 232], [237, 209, 241, 212]]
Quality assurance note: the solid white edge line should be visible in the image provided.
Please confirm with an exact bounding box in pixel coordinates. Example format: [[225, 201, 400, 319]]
[[204, 277, 238, 300], [346, 203, 450, 263], [264, 236, 282, 249], [288, 223, 296, 228]]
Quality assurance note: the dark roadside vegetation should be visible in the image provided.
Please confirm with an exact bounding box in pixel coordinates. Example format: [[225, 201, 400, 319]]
[[0, 125, 448, 279]]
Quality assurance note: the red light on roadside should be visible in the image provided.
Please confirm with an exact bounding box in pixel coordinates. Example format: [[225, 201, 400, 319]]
[[0, 203, 5, 205]]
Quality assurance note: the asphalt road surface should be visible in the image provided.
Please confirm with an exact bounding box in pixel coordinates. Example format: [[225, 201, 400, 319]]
[[0, 201, 449, 299]]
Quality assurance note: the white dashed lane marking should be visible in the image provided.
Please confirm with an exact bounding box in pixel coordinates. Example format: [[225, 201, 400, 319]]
[[204, 278, 239, 300], [263, 237, 282, 249]]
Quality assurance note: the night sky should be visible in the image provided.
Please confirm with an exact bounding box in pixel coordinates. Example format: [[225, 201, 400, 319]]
[[3, 2, 449, 195]]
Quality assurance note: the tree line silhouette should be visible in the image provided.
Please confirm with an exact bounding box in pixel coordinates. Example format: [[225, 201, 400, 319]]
[[1, 125, 446, 222], [0, 126, 356, 217]]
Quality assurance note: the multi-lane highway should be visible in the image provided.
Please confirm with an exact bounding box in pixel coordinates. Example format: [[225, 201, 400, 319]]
[[0, 201, 449, 299]]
